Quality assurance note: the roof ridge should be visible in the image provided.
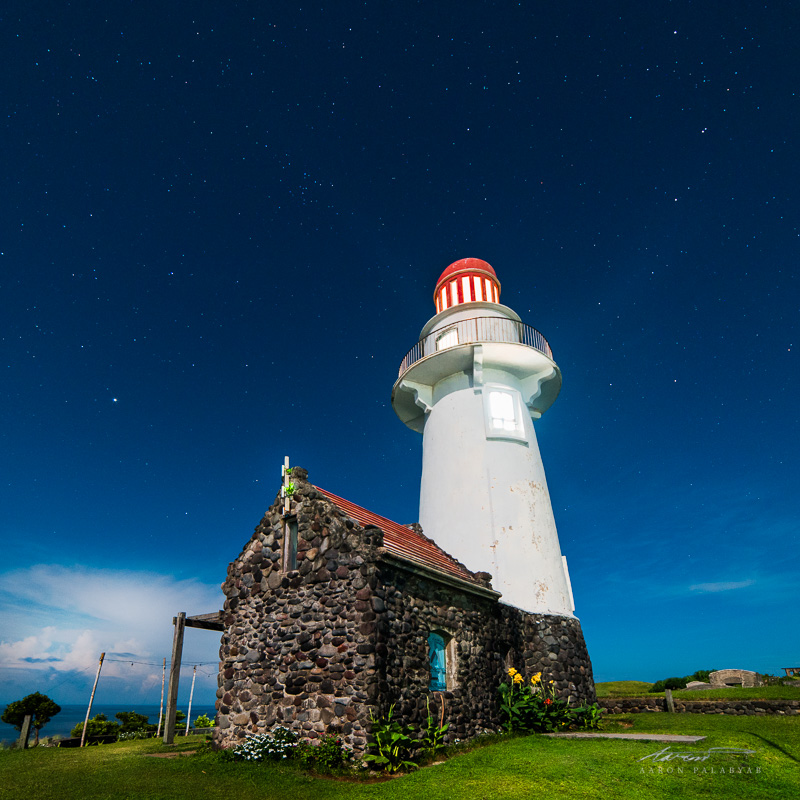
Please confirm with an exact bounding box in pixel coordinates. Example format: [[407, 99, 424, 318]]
[[311, 484, 486, 587]]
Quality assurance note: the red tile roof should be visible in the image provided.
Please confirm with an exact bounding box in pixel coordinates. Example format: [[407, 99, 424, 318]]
[[313, 485, 486, 587]]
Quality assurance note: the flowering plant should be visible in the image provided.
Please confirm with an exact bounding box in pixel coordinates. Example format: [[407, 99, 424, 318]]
[[498, 668, 598, 733], [229, 726, 298, 761]]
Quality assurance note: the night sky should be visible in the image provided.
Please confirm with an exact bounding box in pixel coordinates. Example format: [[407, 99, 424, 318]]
[[2, 1, 798, 708]]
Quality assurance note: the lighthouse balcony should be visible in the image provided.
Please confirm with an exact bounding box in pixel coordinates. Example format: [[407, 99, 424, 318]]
[[392, 316, 561, 432], [398, 316, 553, 377]]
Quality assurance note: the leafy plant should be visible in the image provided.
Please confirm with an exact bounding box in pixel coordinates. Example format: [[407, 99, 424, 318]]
[[364, 705, 419, 773], [419, 695, 449, 759], [284, 482, 296, 497], [570, 703, 603, 730], [1, 692, 62, 746], [192, 714, 214, 728]]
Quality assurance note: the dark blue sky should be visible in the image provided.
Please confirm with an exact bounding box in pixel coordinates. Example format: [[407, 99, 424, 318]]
[[2, 1, 798, 706]]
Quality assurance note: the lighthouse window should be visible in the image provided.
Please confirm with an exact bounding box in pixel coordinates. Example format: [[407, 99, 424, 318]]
[[484, 385, 528, 442], [436, 327, 459, 350], [489, 391, 516, 431], [474, 277, 484, 301]]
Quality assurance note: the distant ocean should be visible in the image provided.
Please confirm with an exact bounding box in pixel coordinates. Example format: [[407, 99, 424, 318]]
[[0, 703, 217, 745]]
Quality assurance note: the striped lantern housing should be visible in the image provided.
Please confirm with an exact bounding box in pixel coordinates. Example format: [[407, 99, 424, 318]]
[[433, 258, 501, 313]]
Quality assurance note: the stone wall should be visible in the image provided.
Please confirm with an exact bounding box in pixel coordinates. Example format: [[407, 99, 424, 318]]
[[214, 467, 595, 753], [598, 697, 800, 716], [214, 469, 382, 753], [374, 561, 595, 740]]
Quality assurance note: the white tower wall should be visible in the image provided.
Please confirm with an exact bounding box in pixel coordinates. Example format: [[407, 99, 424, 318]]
[[418, 369, 573, 616]]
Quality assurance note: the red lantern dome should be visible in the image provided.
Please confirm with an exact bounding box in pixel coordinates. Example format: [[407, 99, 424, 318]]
[[433, 258, 501, 313]]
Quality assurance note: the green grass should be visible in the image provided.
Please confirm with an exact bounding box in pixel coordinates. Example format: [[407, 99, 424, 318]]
[[595, 681, 654, 697], [670, 686, 800, 701], [596, 682, 800, 701], [0, 717, 797, 800]]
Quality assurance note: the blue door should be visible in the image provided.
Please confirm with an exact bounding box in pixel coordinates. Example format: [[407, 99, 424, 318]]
[[428, 633, 447, 691]]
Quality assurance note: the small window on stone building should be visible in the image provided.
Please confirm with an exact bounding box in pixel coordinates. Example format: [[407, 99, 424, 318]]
[[428, 631, 457, 692], [428, 633, 447, 691], [283, 517, 298, 571]]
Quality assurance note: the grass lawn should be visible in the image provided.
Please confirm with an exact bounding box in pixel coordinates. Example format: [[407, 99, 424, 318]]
[[596, 681, 654, 697], [0, 715, 797, 800], [596, 681, 800, 701]]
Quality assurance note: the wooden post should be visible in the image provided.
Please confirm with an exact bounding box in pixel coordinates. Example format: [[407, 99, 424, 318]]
[[18, 715, 32, 749], [80, 652, 105, 747], [282, 455, 291, 514], [156, 657, 166, 738], [665, 688, 675, 713], [185, 665, 197, 737], [163, 612, 185, 744]]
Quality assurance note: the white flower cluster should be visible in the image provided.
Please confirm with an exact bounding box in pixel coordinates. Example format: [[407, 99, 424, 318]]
[[230, 726, 298, 762]]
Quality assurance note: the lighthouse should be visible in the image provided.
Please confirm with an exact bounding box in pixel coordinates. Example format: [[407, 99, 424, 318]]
[[391, 258, 575, 617]]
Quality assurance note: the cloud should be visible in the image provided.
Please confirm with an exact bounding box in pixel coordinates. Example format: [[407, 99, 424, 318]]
[[689, 579, 755, 593], [0, 565, 223, 703]]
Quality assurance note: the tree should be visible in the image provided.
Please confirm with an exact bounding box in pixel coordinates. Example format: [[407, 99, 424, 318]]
[[158, 709, 186, 727], [1, 692, 61, 746], [70, 713, 120, 739], [115, 711, 156, 734]]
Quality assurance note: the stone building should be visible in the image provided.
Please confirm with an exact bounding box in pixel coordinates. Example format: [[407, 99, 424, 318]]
[[214, 258, 595, 752], [213, 467, 594, 752]]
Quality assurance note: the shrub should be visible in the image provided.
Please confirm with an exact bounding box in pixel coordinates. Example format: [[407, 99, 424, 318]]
[[650, 669, 716, 693], [295, 734, 351, 771], [193, 714, 214, 728], [230, 727, 298, 762], [71, 714, 120, 739], [650, 677, 687, 693], [115, 711, 156, 734]]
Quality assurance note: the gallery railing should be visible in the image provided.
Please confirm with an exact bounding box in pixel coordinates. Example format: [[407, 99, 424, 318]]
[[398, 316, 553, 377]]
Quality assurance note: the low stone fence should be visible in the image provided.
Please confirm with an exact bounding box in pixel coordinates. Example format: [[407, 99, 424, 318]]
[[598, 697, 800, 716]]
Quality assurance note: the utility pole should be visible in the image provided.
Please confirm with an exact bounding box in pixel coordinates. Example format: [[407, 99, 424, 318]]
[[156, 657, 166, 738], [185, 665, 197, 737], [80, 652, 105, 747]]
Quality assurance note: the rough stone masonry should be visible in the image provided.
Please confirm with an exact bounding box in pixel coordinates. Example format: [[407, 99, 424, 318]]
[[214, 468, 595, 753]]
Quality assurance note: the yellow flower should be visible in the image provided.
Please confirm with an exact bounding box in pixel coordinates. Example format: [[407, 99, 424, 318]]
[[512, 673, 524, 684], [507, 667, 518, 677], [531, 672, 542, 684], [550, 680, 555, 685]]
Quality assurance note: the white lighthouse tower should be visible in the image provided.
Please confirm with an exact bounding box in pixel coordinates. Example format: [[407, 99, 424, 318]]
[[391, 258, 575, 617]]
